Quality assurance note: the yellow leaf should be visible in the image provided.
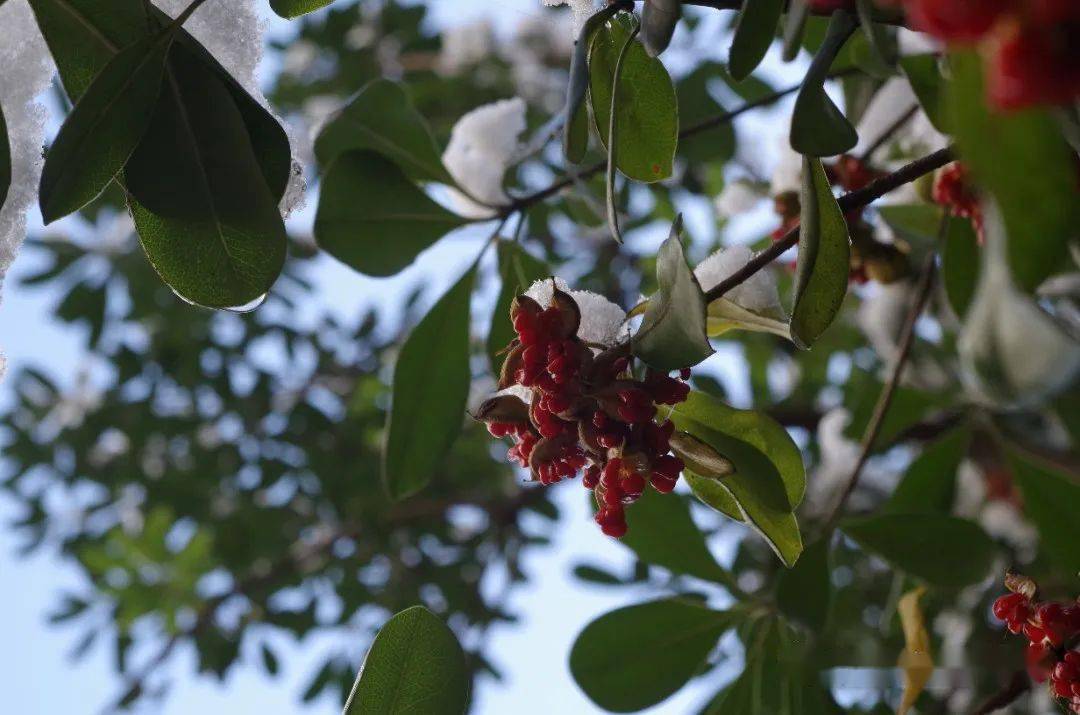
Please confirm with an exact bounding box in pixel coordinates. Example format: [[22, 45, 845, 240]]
[[897, 586, 933, 715], [706, 297, 791, 340]]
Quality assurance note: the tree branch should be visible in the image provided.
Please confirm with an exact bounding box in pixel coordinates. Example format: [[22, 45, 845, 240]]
[[822, 250, 938, 532], [703, 146, 954, 304], [969, 671, 1030, 715]]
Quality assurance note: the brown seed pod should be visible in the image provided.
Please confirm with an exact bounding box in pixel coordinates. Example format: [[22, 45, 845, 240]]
[[498, 343, 527, 390], [550, 285, 581, 340], [474, 394, 530, 426]]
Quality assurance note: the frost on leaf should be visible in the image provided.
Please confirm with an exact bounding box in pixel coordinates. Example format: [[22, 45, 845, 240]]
[[524, 278, 628, 347], [155, 0, 306, 216], [441, 98, 527, 218], [542, 0, 603, 35], [694, 245, 788, 339], [0, 0, 55, 380]]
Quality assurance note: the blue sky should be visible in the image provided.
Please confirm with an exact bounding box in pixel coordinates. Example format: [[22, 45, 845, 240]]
[[0, 1, 769, 712]]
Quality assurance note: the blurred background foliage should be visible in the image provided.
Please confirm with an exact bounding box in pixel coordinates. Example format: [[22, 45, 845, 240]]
[[2, 0, 1078, 712]]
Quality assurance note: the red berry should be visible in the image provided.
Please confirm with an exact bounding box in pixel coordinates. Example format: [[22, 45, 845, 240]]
[[650, 473, 678, 494], [903, 0, 1009, 43], [582, 465, 600, 489], [621, 473, 646, 502], [595, 506, 627, 538], [993, 593, 1026, 621], [1055, 661, 1079, 683], [653, 454, 685, 479]]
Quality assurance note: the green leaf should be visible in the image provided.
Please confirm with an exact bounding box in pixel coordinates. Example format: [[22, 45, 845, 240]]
[[790, 156, 850, 349], [315, 151, 468, 277], [941, 215, 979, 318], [165, 17, 293, 203], [1008, 450, 1080, 575], [343, 606, 468, 715], [28, 0, 147, 101], [633, 216, 714, 371], [729, 0, 783, 81], [572, 564, 624, 585], [619, 488, 732, 585], [487, 241, 548, 375], [900, 54, 948, 132], [781, 0, 811, 62], [775, 537, 831, 631], [124, 41, 287, 309], [684, 471, 743, 523], [706, 618, 833, 715], [383, 267, 475, 500], [877, 204, 945, 248], [676, 64, 736, 163], [269, 0, 332, 20], [790, 11, 858, 157], [570, 598, 739, 713], [39, 33, 170, 224], [855, 0, 897, 74], [841, 513, 996, 588], [947, 50, 1080, 291], [885, 425, 970, 515], [605, 17, 642, 243], [0, 101, 9, 211], [589, 15, 678, 182], [564, 3, 624, 164], [670, 391, 805, 566], [314, 79, 451, 184], [641, 0, 681, 57]]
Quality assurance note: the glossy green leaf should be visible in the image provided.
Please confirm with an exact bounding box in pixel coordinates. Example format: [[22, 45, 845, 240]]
[[605, 17, 641, 243], [942, 215, 979, 318], [684, 470, 743, 523], [790, 11, 858, 157], [314, 79, 451, 184], [40, 34, 170, 224], [1008, 450, 1080, 575], [125, 41, 286, 309], [841, 513, 996, 588], [164, 16, 293, 203], [729, 0, 782, 81], [947, 50, 1080, 291], [487, 241, 549, 375], [269, 0, 332, 19], [589, 15, 678, 182], [776, 537, 831, 631], [564, 3, 624, 164], [0, 101, 9, 211], [570, 598, 739, 713], [900, 54, 948, 132], [633, 217, 714, 371], [315, 151, 468, 277], [383, 267, 475, 500], [343, 606, 468, 715], [790, 156, 850, 349], [28, 0, 147, 101], [619, 488, 732, 585], [670, 391, 805, 566], [886, 425, 970, 515]]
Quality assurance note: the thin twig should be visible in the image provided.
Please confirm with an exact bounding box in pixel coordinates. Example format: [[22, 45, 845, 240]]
[[969, 671, 1030, 715], [703, 146, 954, 304], [821, 250, 938, 532], [858, 103, 919, 162], [503, 70, 859, 216]]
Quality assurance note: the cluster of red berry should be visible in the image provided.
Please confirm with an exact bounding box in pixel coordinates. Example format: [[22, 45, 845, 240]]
[[993, 576, 1080, 712], [932, 162, 985, 242], [477, 286, 690, 538], [900, 0, 1080, 109]]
